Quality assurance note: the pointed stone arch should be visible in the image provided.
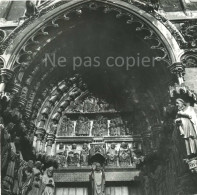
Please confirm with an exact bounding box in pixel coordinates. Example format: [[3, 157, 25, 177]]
[[0, 0, 184, 73]]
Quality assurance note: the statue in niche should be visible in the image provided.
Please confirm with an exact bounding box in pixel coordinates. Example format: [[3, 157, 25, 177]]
[[119, 142, 131, 167], [58, 117, 73, 136], [56, 143, 67, 168], [109, 117, 125, 136], [75, 116, 90, 136], [56, 151, 67, 168], [175, 98, 197, 156], [27, 161, 42, 195], [80, 143, 89, 166], [92, 116, 108, 137], [106, 143, 118, 166], [67, 144, 80, 167], [90, 163, 105, 195], [40, 167, 55, 195]]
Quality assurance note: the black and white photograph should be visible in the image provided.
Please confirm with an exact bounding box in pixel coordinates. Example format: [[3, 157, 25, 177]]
[[0, 0, 197, 194]]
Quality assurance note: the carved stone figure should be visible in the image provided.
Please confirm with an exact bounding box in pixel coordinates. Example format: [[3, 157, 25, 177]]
[[27, 161, 42, 195], [175, 98, 197, 156], [92, 116, 108, 137], [80, 143, 89, 166], [1, 120, 12, 174], [106, 143, 118, 166], [2, 122, 18, 193], [67, 144, 80, 167], [75, 116, 90, 136], [58, 117, 74, 136], [119, 142, 131, 166], [25, 0, 38, 18], [48, 123, 58, 135], [90, 163, 105, 195], [109, 117, 124, 136], [20, 86, 28, 105], [84, 96, 95, 112], [41, 167, 55, 195], [56, 144, 67, 168], [18, 160, 34, 195]]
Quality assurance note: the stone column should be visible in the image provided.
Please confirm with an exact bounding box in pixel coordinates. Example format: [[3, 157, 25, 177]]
[[46, 134, 56, 155]]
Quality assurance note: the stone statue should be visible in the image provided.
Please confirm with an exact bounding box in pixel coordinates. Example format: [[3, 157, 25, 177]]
[[56, 144, 67, 168], [109, 117, 125, 136], [58, 117, 73, 136], [119, 142, 131, 166], [48, 123, 57, 135], [106, 143, 118, 166], [84, 96, 95, 112], [25, 0, 38, 18], [2, 122, 18, 193], [27, 161, 42, 195], [18, 160, 34, 195], [90, 163, 105, 195], [92, 116, 108, 137], [40, 167, 55, 195], [75, 116, 90, 136], [175, 98, 197, 156], [80, 143, 89, 166], [67, 144, 80, 167]]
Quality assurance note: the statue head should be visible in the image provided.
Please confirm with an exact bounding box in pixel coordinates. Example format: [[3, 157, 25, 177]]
[[176, 98, 186, 111], [83, 143, 88, 149], [47, 166, 54, 177], [72, 143, 77, 149], [35, 161, 42, 170], [27, 160, 34, 169], [95, 163, 101, 171], [121, 142, 127, 149], [111, 143, 116, 149], [59, 143, 64, 150]]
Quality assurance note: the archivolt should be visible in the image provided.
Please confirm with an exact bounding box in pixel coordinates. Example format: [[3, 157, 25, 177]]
[[0, 0, 184, 74]]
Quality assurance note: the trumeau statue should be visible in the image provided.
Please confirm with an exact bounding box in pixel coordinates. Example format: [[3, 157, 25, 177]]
[[90, 163, 105, 195], [106, 143, 118, 166], [175, 98, 197, 156], [41, 167, 55, 195]]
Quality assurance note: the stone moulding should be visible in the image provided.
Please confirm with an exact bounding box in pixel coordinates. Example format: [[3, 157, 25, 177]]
[[54, 167, 140, 182], [0, 0, 184, 72]]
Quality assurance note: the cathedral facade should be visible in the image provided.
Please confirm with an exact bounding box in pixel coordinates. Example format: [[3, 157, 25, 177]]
[[0, 0, 197, 195]]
